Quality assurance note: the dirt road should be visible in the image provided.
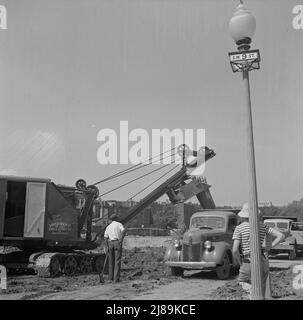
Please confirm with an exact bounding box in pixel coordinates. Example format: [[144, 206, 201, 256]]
[[33, 270, 227, 300], [25, 256, 303, 300], [1, 244, 302, 301], [132, 274, 226, 300]]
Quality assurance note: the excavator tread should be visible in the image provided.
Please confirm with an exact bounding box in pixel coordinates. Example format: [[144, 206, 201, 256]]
[[33, 252, 106, 278], [35, 252, 62, 278]]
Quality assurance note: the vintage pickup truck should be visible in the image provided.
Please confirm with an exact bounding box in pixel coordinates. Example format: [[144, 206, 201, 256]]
[[263, 217, 303, 260], [165, 210, 239, 280]]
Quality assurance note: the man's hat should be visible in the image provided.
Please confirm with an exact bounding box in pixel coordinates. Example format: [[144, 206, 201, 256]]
[[109, 213, 118, 221], [238, 202, 261, 218]]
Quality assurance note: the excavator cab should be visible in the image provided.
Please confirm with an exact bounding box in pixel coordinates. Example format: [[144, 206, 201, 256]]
[[0, 177, 52, 241], [0, 176, 105, 277], [0, 176, 98, 248]]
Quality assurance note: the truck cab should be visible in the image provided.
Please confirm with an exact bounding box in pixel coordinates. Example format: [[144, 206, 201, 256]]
[[165, 210, 239, 280], [263, 219, 293, 238], [263, 218, 298, 260]]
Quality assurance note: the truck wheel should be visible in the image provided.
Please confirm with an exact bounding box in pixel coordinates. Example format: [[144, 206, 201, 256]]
[[216, 253, 231, 280], [289, 250, 296, 260], [231, 265, 240, 276], [170, 267, 183, 277]]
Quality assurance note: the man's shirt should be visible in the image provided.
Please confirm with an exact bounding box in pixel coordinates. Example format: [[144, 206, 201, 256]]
[[232, 222, 274, 255], [104, 221, 125, 241]]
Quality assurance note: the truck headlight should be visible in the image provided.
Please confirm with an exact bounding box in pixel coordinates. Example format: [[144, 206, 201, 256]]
[[204, 240, 212, 250]]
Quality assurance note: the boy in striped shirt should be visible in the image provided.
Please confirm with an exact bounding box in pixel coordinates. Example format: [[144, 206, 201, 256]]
[[232, 203, 284, 298]]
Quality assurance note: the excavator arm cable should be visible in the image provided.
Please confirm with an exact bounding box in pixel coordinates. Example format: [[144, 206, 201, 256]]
[[92, 146, 177, 186], [94, 152, 177, 186], [98, 163, 172, 198], [127, 164, 180, 201]]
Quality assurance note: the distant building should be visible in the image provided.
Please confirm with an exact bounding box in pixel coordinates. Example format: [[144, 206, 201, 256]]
[[91, 199, 153, 227], [232, 202, 273, 209], [258, 201, 273, 208]]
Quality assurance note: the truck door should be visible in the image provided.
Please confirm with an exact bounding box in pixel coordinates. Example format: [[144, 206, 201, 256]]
[[23, 182, 46, 238]]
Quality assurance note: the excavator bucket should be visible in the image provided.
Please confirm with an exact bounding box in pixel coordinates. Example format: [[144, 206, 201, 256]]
[[196, 188, 215, 209]]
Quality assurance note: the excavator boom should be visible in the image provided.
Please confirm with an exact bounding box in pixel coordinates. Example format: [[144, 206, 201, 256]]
[[95, 145, 216, 229], [121, 167, 187, 225]]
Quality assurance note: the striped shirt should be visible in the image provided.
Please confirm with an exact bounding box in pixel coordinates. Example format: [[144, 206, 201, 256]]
[[232, 222, 274, 255]]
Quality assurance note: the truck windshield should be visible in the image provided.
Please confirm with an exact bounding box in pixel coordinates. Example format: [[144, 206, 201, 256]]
[[276, 222, 289, 230], [191, 216, 225, 230], [264, 222, 275, 228]]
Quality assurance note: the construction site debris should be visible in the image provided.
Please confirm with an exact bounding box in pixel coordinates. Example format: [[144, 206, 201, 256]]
[[211, 268, 297, 300]]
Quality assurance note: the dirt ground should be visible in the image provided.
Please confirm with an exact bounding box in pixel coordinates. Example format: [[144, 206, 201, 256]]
[[212, 256, 303, 300], [0, 246, 173, 300], [1, 241, 303, 300], [211, 268, 297, 300]]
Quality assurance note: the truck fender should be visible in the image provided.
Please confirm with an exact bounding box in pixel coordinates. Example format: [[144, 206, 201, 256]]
[[203, 241, 232, 265], [164, 242, 182, 262]]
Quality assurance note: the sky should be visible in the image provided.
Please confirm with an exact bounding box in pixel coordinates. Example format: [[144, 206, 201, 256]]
[[0, 0, 303, 206]]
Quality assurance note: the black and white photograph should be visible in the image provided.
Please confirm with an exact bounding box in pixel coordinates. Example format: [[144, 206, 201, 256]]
[[0, 0, 303, 305]]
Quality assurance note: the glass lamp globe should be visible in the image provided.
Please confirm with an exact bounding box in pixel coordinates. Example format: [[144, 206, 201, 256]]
[[229, 3, 256, 44]]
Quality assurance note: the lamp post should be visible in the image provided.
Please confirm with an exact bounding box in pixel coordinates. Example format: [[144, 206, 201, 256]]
[[228, 2, 264, 300]]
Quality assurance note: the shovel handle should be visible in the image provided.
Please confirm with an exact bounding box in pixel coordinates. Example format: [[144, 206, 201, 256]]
[[100, 253, 108, 276]]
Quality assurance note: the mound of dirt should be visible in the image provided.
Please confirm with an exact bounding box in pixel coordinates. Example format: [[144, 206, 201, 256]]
[[270, 268, 296, 298], [211, 268, 296, 300], [122, 246, 171, 281]]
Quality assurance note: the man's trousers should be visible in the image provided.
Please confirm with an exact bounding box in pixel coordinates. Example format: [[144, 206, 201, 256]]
[[108, 240, 122, 282]]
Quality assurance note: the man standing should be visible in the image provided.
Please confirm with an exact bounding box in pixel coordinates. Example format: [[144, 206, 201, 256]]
[[104, 214, 126, 283], [232, 203, 285, 298]]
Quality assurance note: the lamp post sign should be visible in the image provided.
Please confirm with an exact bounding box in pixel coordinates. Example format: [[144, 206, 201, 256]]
[[229, 49, 261, 73], [229, 49, 260, 62], [228, 1, 264, 300]]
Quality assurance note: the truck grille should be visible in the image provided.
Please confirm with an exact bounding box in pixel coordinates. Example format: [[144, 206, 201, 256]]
[[183, 243, 201, 261]]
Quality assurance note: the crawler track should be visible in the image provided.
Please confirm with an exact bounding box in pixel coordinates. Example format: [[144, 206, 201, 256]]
[[34, 252, 107, 277]]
